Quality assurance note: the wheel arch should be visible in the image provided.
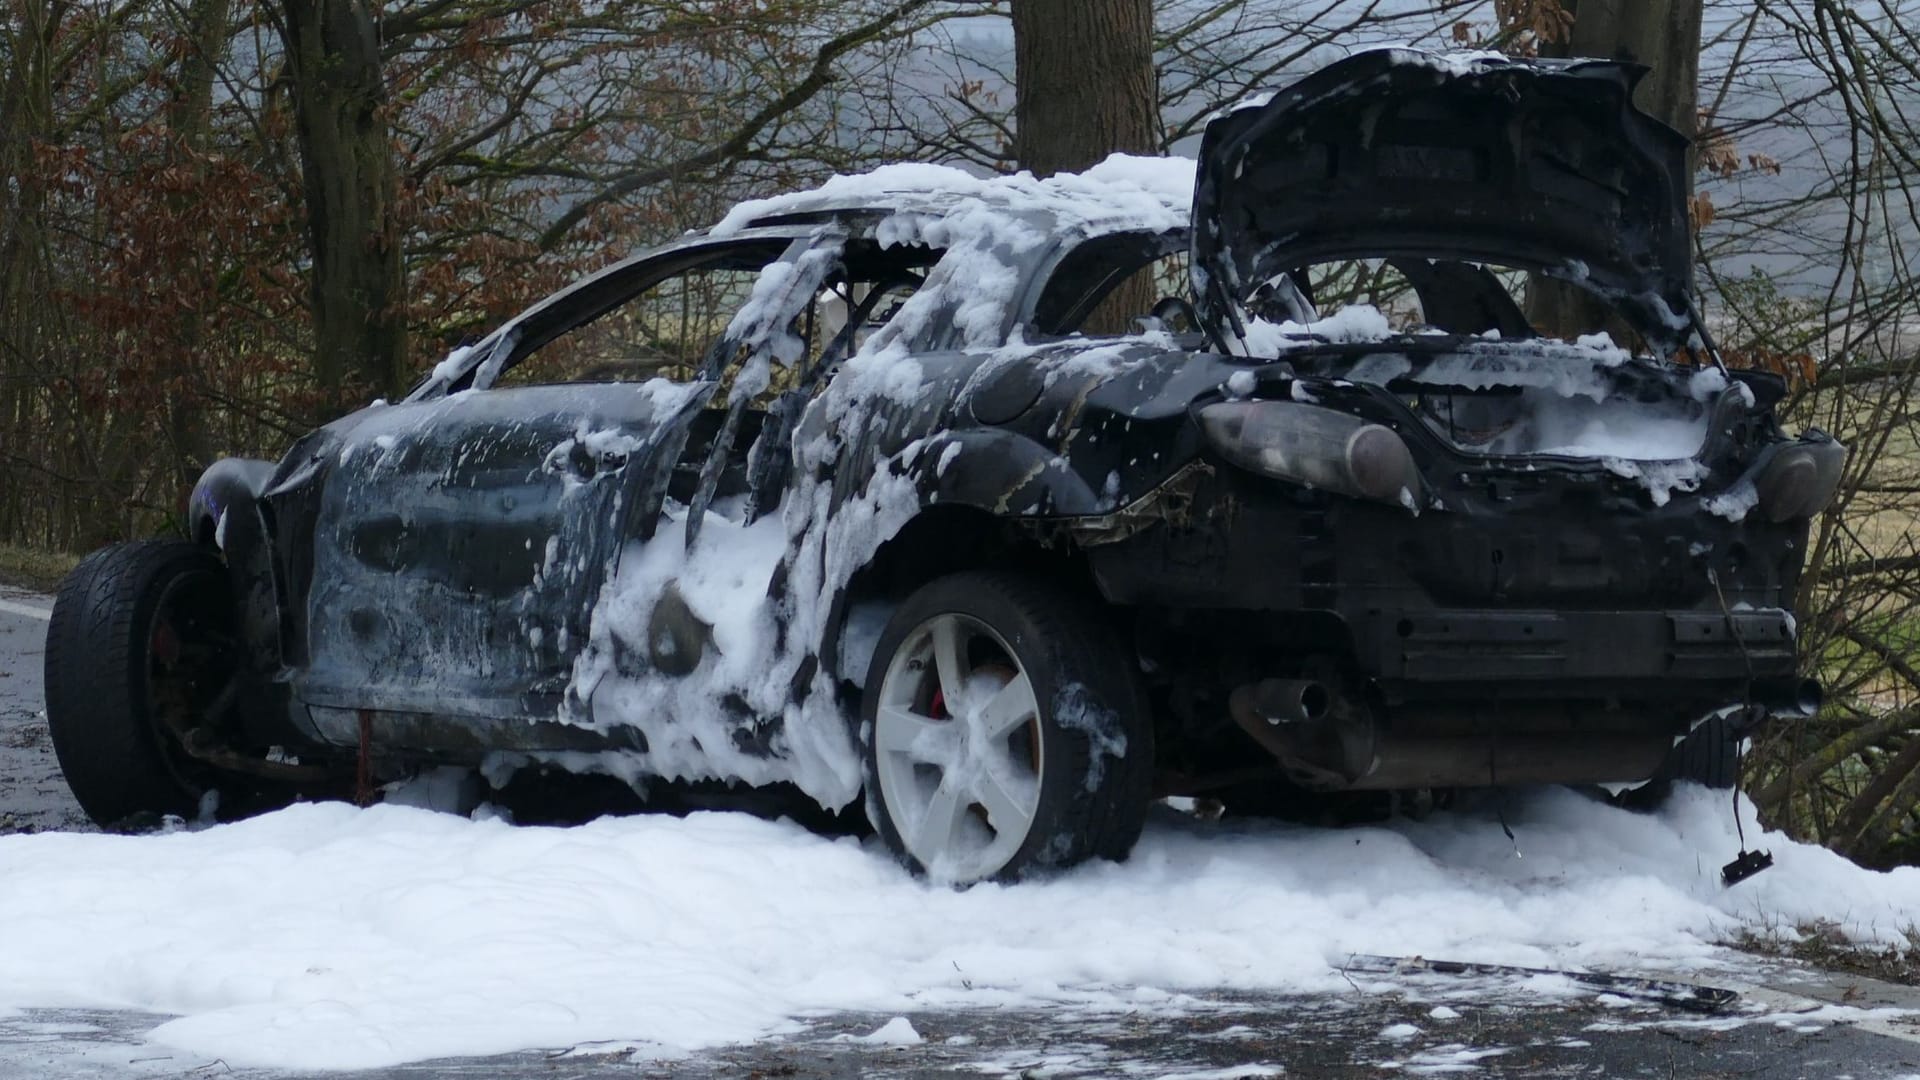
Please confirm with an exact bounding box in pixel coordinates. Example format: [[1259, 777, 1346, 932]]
[[187, 457, 276, 547], [821, 502, 1105, 692], [186, 457, 283, 672]]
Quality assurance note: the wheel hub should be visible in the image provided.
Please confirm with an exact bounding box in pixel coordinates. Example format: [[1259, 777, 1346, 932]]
[[873, 612, 1044, 883]]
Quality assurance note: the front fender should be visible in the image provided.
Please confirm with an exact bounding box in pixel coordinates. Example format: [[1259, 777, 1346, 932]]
[[188, 457, 282, 673], [187, 457, 275, 547]]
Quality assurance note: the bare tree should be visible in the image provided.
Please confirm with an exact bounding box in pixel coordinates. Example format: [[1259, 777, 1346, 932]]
[[1708, 0, 1920, 867], [1548, 0, 1704, 132], [274, 0, 408, 405], [1009, 0, 1158, 329], [1009, 0, 1159, 176]]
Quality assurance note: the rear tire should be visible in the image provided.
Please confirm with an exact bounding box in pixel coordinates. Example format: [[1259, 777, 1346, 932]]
[[44, 541, 238, 826], [859, 571, 1153, 885], [1673, 712, 1740, 789], [1615, 713, 1740, 812]]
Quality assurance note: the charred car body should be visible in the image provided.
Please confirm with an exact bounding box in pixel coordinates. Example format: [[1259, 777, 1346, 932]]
[[46, 50, 1837, 883]]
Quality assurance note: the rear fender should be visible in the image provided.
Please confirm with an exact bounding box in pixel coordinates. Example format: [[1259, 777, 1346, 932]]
[[909, 429, 1102, 517], [810, 432, 1100, 690]]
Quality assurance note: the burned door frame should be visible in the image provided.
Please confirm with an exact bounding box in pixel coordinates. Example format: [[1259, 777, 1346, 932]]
[[297, 232, 852, 748]]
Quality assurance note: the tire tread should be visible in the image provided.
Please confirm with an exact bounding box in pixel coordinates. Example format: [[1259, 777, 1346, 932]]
[[44, 541, 219, 824]]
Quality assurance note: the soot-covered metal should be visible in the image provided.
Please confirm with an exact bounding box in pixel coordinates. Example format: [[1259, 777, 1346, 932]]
[[46, 50, 1837, 884]]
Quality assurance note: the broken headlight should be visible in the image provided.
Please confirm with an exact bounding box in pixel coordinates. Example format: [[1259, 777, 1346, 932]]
[[1198, 401, 1420, 506]]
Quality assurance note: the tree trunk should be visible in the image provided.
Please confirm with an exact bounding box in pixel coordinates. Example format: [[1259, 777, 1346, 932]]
[[1011, 0, 1159, 334], [0, 0, 61, 544], [1010, 0, 1158, 177], [170, 0, 231, 139], [1556, 0, 1702, 135], [278, 0, 407, 408], [1527, 0, 1704, 341], [164, 0, 233, 502]]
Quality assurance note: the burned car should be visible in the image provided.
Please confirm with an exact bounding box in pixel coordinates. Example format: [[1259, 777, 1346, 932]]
[[46, 50, 1836, 884]]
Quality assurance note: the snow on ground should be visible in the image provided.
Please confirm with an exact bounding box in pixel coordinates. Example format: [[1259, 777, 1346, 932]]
[[0, 785, 1915, 1070]]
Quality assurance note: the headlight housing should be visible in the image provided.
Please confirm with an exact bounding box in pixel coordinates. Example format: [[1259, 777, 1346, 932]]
[[1754, 435, 1846, 522], [1198, 400, 1420, 507]]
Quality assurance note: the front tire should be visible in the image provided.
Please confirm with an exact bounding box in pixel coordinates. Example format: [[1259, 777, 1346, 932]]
[[859, 571, 1153, 885], [44, 541, 238, 825]]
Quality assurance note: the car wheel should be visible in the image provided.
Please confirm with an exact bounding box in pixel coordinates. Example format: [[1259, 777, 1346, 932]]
[[1671, 713, 1741, 789], [859, 571, 1153, 884], [1615, 713, 1740, 812], [44, 541, 238, 826]]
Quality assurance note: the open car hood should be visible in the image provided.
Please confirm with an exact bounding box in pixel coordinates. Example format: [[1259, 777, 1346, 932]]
[[1192, 49, 1694, 353]]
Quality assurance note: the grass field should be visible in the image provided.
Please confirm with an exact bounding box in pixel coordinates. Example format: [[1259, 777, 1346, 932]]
[[0, 544, 77, 593]]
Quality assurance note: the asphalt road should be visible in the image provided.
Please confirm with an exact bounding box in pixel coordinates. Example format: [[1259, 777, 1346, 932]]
[[0, 584, 87, 835], [2, 588, 1919, 1079]]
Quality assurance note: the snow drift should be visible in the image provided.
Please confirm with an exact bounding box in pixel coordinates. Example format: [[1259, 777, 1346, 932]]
[[0, 787, 1915, 1069]]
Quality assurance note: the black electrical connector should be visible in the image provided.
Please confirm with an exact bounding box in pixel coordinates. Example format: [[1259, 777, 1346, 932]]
[[1722, 848, 1774, 887]]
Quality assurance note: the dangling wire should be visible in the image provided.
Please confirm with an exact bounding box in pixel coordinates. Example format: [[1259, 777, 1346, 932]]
[[1732, 732, 1748, 851], [1707, 567, 1774, 885], [1708, 566, 1757, 846], [1489, 732, 1520, 858]]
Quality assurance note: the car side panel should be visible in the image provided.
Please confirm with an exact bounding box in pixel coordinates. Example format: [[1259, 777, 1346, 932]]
[[293, 381, 710, 732]]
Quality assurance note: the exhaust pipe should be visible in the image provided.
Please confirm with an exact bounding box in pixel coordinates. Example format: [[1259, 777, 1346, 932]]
[[1228, 679, 1330, 726], [1752, 677, 1823, 718], [1227, 677, 1349, 790]]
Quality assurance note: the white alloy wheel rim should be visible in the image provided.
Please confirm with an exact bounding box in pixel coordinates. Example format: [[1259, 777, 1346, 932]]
[[873, 611, 1044, 883]]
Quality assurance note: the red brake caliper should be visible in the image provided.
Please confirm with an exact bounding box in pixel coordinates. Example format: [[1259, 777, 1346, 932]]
[[151, 621, 181, 668]]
